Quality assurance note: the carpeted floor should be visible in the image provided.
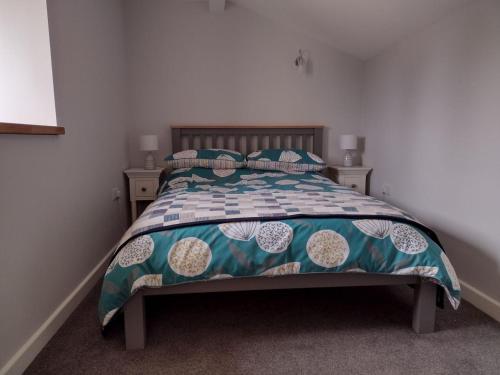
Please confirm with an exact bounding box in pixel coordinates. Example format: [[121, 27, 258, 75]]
[[26, 283, 500, 375]]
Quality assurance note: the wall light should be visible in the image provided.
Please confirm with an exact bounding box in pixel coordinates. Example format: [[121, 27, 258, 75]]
[[293, 49, 308, 73]]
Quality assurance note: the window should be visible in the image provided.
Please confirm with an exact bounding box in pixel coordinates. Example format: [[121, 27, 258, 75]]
[[0, 0, 63, 135]]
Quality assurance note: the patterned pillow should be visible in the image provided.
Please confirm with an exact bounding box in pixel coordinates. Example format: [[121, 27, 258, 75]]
[[164, 149, 245, 169], [247, 149, 326, 172]]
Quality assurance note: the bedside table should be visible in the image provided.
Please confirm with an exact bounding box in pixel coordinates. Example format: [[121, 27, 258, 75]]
[[327, 166, 372, 195], [124, 168, 163, 221]]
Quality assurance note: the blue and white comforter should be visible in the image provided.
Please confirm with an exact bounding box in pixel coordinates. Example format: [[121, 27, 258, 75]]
[[98, 168, 460, 326]]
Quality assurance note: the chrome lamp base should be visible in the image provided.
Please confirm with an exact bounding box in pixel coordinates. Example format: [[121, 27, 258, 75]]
[[144, 152, 156, 170], [343, 151, 353, 167]]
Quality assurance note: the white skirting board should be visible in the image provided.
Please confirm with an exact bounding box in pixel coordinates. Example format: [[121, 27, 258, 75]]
[[0, 248, 114, 375], [460, 279, 500, 323]]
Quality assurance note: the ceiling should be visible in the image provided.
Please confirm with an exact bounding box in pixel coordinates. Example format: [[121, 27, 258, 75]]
[[231, 0, 472, 60]]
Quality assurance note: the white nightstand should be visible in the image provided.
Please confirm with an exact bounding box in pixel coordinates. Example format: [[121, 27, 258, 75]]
[[327, 166, 372, 195], [124, 168, 163, 221]]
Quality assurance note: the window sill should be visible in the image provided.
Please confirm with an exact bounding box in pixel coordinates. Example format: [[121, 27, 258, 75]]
[[0, 123, 65, 135]]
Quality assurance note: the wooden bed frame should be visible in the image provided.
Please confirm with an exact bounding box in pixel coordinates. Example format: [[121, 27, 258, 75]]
[[123, 125, 437, 350]]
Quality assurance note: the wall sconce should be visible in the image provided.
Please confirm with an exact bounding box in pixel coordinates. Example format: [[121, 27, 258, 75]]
[[293, 49, 308, 73]]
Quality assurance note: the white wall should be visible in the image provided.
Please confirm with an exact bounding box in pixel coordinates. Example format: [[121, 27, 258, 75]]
[[0, 0, 129, 370], [0, 0, 57, 125], [124, 0, 363, 166], [363, 0, 500, 302]]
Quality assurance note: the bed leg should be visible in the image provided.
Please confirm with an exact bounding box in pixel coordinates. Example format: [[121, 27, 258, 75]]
[[412, 280, 436, 333], [124, 291, 146, 350]]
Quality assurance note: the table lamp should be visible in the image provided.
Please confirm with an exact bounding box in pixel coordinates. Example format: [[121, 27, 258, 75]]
[[340, 134, 357, 167], [140, 135, 159, 170]]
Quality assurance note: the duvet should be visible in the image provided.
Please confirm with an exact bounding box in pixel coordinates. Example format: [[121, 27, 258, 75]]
[[99, 168, 460, 326]]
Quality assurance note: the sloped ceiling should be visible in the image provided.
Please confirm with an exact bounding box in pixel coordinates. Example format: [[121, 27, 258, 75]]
[[231, 0, 472, 59]]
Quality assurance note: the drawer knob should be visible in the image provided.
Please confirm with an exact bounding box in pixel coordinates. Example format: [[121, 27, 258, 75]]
[[351, 184, 357, 188], [141, 187, 147, 192]]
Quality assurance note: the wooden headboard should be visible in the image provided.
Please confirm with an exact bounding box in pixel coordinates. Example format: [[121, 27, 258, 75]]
[[171, 125, 324, 157]]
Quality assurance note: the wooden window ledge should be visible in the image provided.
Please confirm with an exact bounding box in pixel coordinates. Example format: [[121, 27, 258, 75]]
[[0, 123, 65, 135]]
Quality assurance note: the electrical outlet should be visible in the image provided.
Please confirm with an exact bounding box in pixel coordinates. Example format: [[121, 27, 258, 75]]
[[382, 183, 392, 197], [111, 187, 121, 201]]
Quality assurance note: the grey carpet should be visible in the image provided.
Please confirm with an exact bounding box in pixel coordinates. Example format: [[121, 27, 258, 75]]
[[26, 284, 500, 375]]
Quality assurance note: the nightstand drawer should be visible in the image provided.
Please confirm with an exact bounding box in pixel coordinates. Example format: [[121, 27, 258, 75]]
[[125, 168, 162, 221], [328, 166, 372, 196], [342, 176, 365, 194], [134, 179, 157, 199]]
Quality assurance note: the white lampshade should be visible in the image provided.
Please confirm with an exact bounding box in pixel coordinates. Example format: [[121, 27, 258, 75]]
[[340, 134, 357, 150], [139, 135, 159, 151]]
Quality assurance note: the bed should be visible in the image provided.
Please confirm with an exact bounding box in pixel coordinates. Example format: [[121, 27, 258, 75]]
[[99, 125, 460, 350]]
